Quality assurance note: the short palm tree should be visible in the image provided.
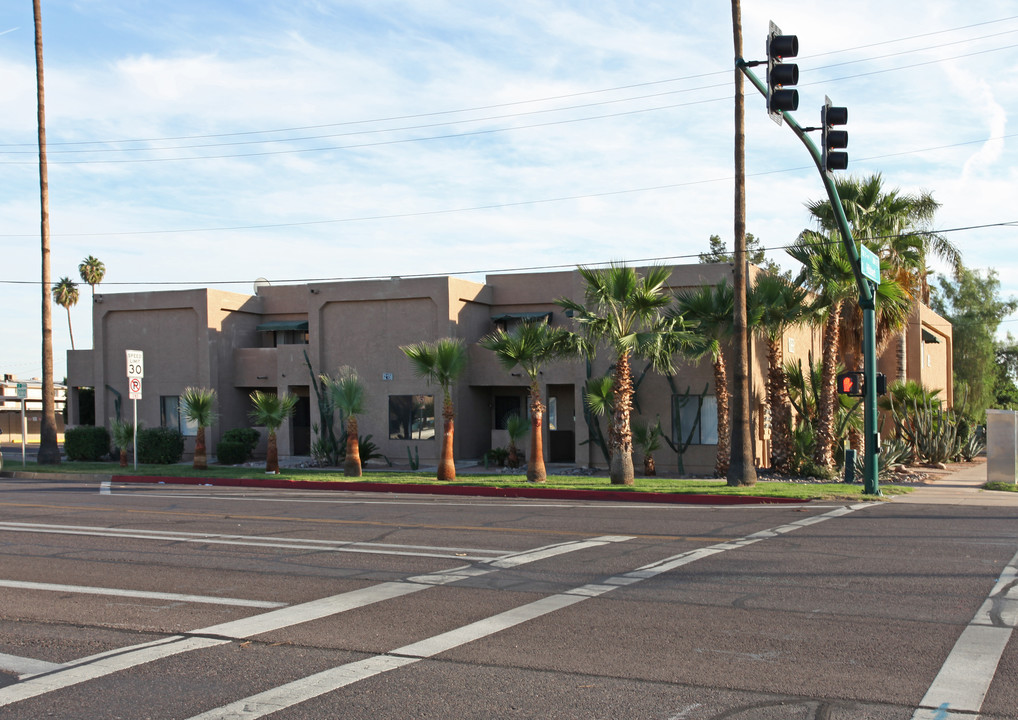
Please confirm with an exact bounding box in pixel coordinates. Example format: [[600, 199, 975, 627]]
[[52, 277, 79, 350], [557, 264, 677, 486], [480, 321, 577, 483], [504, 412, 530, 469], [632, 418, 663, 476], [249, 390, 298, 473], [78, 255, 106, 299], [328, 366, 367, 477], [400, 338, 468, 481], [181, 386, 216, 470], [110, 418, 135, 468]]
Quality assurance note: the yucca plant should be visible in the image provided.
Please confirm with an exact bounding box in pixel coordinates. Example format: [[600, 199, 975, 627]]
[[181, 386, 216, 470]]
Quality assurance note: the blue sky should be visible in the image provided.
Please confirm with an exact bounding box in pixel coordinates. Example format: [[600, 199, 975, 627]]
[[2, 0, 1017, 380]]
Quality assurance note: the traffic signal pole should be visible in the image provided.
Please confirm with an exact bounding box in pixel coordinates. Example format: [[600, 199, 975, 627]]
[[736, 57, 880, 495]]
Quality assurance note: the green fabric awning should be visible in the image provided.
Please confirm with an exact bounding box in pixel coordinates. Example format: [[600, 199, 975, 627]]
[[256, 320, 309, 332], [490, 311, 552, 323]]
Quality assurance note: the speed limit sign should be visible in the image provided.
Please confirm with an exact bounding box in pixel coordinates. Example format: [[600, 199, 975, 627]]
[[126, 349, 144, 378], [128, 377, 142, 400]]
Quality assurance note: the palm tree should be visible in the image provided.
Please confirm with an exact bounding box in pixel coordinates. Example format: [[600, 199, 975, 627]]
[[78, 255, 106, 299], [110, 418, 134, 468], [52, 277, 79, 351], [632, 419, 663, 476], [749, 274, 808, 474], [504, 413, 530, 469], [249, 390, 298, 474], [328, 367, 366, 477], [557, 264, 675, 486], [181, 386, 216, 470], [480, 321, 577, 483], [672, 280, 734, 478], [34, 0, 60, 465], [806, 174, 958, 380], [400, 338, 468, 481], [787, 231, 857, 471]]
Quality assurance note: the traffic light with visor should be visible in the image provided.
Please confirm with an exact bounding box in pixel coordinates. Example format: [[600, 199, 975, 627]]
[[822, 96, 849, 174], [767, 21, 799, 123]]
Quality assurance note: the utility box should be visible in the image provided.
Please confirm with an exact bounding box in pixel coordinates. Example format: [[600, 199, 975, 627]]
[[986, 409, 1018, 484]]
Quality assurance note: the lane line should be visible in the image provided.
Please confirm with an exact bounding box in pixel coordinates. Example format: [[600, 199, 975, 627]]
[[0, 653, 64, 679], [185, 504, 871, 720], [0, 521, 510, 561], [912, 548, 1018, 718], [0, 535, 632, 707], [0, 580, 286, 608]]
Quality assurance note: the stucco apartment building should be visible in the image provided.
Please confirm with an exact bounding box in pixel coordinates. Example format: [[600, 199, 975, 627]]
[[64, 264, 953, 475]]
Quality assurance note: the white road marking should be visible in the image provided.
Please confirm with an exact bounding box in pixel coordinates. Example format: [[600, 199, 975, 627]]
[[0, 580, 286, 608], [912, 548, 1018, 718], [0, 521, 510, 561], [0, 534, 633, 707], [185, 504, 871, 720], [0, 653, 64, 679], [99, 480, 111, 495]]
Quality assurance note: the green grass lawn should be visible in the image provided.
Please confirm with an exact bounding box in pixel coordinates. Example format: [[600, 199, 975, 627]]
[[985, 481, 1018, 493], [4, 460, 911, 501]]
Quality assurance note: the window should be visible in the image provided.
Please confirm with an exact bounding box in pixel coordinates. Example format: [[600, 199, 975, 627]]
[[493, 395, 522, 430], [672, 394, 718, 445], [388, 395, 435, 440], [160, 396, 198, 436]]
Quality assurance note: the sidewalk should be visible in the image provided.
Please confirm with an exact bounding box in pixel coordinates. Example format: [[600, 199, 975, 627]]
[[892, 459, 1018, 506]]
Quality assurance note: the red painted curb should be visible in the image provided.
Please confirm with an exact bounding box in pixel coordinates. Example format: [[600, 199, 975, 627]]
[[109, 474, 808, 505]]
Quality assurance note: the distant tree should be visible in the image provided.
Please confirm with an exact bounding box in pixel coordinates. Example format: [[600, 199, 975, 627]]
[[78, 255, 106, 298], [52, 277, 79, 350], [699, 233, 784, 276], [181, 386, 216, 470], [400, 338, 468, 481], [933, 268, 1018, 420], [994, 336, 1018, 410]]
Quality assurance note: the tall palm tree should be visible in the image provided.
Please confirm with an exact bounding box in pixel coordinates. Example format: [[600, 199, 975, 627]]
[[181, 386, 216, 470], [806, 174, 958, 380], [52, 277, 79, 351], [480, 320, 577, 483], [672, 280, 734, 478], [400, 338, 467, 481], [749, 273, 808, 474], [249, 391, 298, 474], [557, 264, 675, 486], [78, 255, 106, 299], [787, 231, 857, 471], [34, 0, 60, 465], [328, 366, 367, 477]]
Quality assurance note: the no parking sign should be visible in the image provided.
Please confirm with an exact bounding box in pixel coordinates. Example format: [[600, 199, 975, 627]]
[[128, 376, 142, 400]]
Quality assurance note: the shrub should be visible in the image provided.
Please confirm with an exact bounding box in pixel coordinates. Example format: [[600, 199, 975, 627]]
[[215, 440, 249, 465], [221, 427, 259, 461], [64, 425, 111, 461], [137, 427, 184, 464]]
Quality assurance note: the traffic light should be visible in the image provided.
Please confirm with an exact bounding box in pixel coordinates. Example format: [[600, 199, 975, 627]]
[[821, 96, 849, 174], [875, 373, 887, 396], [767, 21, 799, 123], [837, 371, 865, 397]]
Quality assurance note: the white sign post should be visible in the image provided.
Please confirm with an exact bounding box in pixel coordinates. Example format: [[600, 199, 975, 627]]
[[16, 383, 27, 466], [126, 350, 144, 470]]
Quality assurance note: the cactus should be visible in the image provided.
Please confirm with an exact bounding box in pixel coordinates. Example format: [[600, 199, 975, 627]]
[[407, 445, 420, 471]]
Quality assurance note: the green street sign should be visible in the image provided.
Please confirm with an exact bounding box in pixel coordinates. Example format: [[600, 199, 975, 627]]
[[15, 383, 27, 399], [859, 245, 880, 284]]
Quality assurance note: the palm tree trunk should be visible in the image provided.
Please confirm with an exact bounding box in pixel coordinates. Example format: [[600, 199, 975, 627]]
[[437, 395, 456, 481], [528, 382, 547, 483], [266, 431, 279, 473], [34, 0, 60, 465], [813, 302, 844, 471], [65, 306, 75, 350], [713, 355, 731, 477], [609, 352, 635, 486], [767, 339, 793, 475], [193, 426, 207, 470], [896, 330, 907, 383], [344, 415, 362, 477]]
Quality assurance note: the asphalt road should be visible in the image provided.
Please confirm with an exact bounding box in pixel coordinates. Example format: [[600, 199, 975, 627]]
[[0, 477, 1016, 719]]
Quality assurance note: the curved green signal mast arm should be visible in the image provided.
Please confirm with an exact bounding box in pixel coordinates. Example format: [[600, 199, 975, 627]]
[[735, 58, 873, 308]]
